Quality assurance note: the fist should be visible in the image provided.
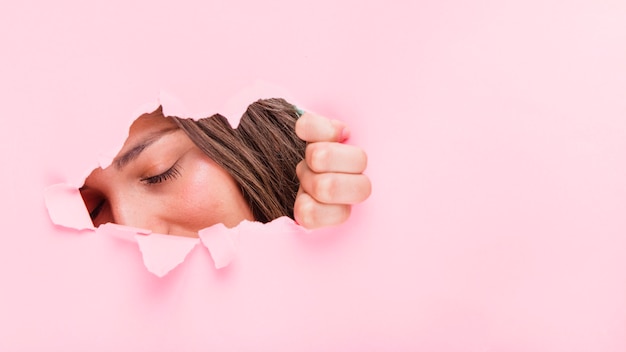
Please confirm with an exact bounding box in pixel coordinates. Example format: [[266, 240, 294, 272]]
[[294, 112, 372, 229]]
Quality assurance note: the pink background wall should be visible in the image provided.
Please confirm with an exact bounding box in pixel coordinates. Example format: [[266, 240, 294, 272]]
[[1, 0, 625, 350]]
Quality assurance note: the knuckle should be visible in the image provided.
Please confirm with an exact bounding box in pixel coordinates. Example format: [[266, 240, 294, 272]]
[[294, 194, 317, 229], [296, 162, 315, 196], [295, 160, 307, 179], [307, 143, 331, 172], [312, 174, 336, 203]]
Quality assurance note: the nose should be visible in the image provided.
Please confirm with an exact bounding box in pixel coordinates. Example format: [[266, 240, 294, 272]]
[[109, 193, 171, 236]]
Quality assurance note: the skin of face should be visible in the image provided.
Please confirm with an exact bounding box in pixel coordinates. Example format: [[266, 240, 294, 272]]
[[80, 113, 254, 237]]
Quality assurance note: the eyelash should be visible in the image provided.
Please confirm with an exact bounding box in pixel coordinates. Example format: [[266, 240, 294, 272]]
[[90, 200, 105, 221], [141, 163, 182, 185]]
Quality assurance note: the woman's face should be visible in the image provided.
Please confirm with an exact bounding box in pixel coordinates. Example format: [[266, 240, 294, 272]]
[[80, 112, 254, 237]]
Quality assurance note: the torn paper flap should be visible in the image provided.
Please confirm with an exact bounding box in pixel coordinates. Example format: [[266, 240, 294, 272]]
[[198, 223, 239, 269], [198, 218, 310, 270], [96, 222, 151, 243], [136, 233, 200, 277], [237, 216, 312, 236], [44, 183, 94, 231]]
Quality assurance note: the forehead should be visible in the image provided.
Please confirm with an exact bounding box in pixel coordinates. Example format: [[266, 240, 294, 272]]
[[122, 108, 179, 148]]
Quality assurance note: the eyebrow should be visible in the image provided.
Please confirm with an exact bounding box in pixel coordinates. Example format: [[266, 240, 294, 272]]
[[113, 127, 180, 170]]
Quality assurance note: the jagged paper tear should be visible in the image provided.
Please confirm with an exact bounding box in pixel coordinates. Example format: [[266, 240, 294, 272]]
[[136, 234, 200, 278], [160, 80, 301, 128], [43, 183, 95, 231], [198, 223, 239, 270]]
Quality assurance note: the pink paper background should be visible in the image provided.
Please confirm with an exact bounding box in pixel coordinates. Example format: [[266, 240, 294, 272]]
[[1, 1, 625, 350]]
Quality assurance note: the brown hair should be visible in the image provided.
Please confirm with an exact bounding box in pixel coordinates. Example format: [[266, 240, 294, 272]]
[[170, 98, 306, 223]]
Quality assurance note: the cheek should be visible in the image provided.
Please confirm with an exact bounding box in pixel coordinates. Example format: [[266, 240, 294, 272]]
[[172, 155, 252, 229]]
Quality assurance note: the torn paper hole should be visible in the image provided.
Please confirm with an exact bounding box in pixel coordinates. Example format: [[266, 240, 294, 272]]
[[44, 82, 313, 276], [77, 96, 305, 233]]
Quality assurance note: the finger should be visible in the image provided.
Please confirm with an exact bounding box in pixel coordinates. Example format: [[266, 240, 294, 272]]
[[295, 112, 350, 143], [305, 142, 368, 174], [294, 188, 351, 229], [296, 161, 372, 205]]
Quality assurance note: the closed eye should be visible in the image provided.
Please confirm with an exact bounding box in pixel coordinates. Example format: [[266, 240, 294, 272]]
[[79, 188, 107, 224], [141, 163, 182, 185], [89, 199, 106, 220]]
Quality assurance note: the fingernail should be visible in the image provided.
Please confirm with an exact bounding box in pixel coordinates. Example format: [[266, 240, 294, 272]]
[[340, 126, 350, 142]]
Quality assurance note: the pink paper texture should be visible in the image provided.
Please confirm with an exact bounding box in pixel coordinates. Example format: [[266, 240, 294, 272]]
[[198, 223, 239, 270], [2, 0, 626, 351], [136, 234, 199, 277], [43, 183, 95, 230]]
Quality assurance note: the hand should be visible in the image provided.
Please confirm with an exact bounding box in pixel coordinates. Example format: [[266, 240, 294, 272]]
[[294, 112, 371, 229]]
